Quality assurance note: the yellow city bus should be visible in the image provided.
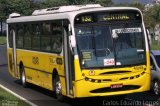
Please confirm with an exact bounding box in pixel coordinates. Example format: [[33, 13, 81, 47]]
[[7, 4, 150, 100]]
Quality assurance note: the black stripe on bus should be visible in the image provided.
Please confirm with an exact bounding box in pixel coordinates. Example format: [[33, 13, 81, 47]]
[[17, 64, 65, 77], [75, 79, 84, 82], [59, 75, 65, 78], [24, 66, 52, 74]]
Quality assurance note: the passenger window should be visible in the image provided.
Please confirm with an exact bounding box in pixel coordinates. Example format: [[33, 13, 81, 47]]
[[24, 24, 31, 49], [32, 24, 41, 50], [8, 25, 14, 48], [51, 21, 62, 53], [41, 23, 51, 51], [16, 25, 24, 48]]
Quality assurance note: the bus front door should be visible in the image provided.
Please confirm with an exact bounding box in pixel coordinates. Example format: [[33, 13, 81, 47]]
[[63, 22, 74, 97]]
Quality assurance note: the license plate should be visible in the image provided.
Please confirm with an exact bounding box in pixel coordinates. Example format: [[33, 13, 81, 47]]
[[111, 84, 123, 89]]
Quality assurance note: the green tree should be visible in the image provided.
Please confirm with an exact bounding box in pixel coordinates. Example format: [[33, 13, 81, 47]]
[[112, 0, 144, 10], [94, 0, 113, 6], [150, 5, 160, 26], [71, 0, 92, 5], [0, 0, 37, 16], [0, 0, 38, 35], [143, 5, 160, 29], [0, 0, 9, 19], [129, 0, 144, 11], [41, 0, 69, 8], [68, 0, 113, 6]]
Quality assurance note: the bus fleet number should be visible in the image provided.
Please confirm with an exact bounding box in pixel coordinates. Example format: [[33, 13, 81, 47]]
[[32, 57, 39, 65]]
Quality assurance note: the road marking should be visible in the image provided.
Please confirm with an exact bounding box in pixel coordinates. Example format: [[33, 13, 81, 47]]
[[0, 84, 37, 106]]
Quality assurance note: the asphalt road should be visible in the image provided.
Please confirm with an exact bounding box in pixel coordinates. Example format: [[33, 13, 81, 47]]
[[0, 44, 160, 106]]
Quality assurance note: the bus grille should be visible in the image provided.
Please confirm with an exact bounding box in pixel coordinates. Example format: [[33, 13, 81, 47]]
[[84, 72, 145, 83], [90, 85, 140, 93], [99, 71, 131, 75]]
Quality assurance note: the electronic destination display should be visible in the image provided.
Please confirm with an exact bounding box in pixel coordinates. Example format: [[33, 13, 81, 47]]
[[75, 10, 141, 24]]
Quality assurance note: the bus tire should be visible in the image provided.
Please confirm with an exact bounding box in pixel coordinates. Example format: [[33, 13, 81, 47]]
[[53, 74, 64, 101], [153, 80, 160, 96], [20, 66, 27, 88]]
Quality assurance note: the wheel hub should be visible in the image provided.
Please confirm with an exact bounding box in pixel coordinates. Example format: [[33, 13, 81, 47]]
[[22, 71, 26, 85], [56, 81, 62, 95]]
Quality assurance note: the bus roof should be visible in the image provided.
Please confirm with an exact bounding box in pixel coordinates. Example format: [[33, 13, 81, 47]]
[[7, 5, 141, 24], [32, 4, 102, 15]]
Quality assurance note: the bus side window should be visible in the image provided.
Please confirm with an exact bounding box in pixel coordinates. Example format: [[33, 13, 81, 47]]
[[41, 22, 51, 52], [51, 21, 62, 53], [16, 24, 24, 48], [24, 24, 31, 49], [32, 24, 41, 50], [8, 25, 14, 48]]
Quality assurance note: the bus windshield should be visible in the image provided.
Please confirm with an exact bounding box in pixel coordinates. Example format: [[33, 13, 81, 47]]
[[75, 21, 146, 68]]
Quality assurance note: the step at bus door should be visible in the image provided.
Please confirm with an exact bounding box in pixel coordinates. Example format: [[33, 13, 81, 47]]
[[63, 22, 74, 97]]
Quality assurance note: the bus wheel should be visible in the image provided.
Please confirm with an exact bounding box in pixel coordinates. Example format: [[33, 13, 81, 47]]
[[54, 75, 64, 101], [153, 81, 160, 96], [20, 66, 27, 87]]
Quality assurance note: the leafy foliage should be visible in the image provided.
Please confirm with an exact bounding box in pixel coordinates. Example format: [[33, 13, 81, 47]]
[[41, 0, 69, 8], [145, 5, 160, 28], [0, 0, 34, 16], [69, 0, 113, 6]]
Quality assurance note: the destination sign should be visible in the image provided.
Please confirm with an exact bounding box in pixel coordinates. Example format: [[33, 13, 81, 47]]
[[100, 13, 130, 21], [75, 15, 93, 23], [75, 10, 141, 24], [98, 12, 141, 21], [81, 16, 93, 22]]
